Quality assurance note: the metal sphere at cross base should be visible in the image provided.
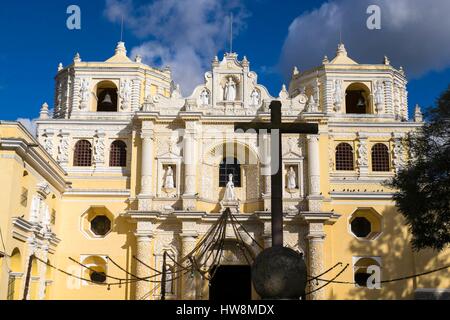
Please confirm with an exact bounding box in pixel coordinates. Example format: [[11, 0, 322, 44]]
[[251, 246, 307, 299]]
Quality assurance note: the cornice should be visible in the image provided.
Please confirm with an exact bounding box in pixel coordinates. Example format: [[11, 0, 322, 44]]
[[330, 191, 395, 200], [0, 137, 68, 192]]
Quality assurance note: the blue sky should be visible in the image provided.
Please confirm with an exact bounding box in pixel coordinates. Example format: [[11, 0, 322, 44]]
[[0, 0, 449, 123]]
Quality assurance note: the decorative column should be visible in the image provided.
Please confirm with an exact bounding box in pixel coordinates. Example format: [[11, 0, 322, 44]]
[[356, 133, 369, 176], [71, 76, 81, 112], [306, 222, 326, 300], [23, 239, 38, 300], [182, 121, 197, 210], [139, 121, 155, 210], [392, 133, 405, 173], [41, 129, 55, 158], [37, 245, 49, 300], [131, 78, 141, 112], [180, 224, 198, 299], [93, 130, 106, 168], [301, 212, 340, 300], [135, 220, 154, 300], [307, 134, 322, 211], [56, 130, 70, 166]]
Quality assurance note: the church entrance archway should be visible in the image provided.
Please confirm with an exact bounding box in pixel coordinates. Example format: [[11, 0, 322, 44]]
[[209, 265, 252, 301]]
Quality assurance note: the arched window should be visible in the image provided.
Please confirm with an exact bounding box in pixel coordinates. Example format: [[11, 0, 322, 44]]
[[73, 140, 92, 167], [109, 140, 127, 167], [371, 143, 390, 172], [353, 257, 381, 288], [219, 157, 241, 187], [346, 83, 371, 114], [96, 81, 118, 112], [335, 143, 354, 171]]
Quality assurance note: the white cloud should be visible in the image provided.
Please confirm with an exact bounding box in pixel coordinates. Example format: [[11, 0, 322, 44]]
[[280, 0, 450, 79], [17, 117, 38, 137], [104, 0, 249, 95]]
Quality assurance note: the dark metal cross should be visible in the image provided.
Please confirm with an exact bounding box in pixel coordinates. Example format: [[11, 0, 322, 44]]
[[235, 101, 318, 247]]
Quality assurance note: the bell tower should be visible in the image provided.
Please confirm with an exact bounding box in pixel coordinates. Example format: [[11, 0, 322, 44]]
[[288, 42, 409, 121], [52, 42, 173, 120]]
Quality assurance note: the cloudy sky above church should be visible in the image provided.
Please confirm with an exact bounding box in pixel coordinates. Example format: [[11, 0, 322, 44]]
[[0, 0, 449, 124]]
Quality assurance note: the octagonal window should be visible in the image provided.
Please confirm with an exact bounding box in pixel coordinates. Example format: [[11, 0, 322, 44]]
[[90, 215, 111, 236], [349, 208, 382, 240], [81, 206, 114, 239], [351, 217, 372, 238]]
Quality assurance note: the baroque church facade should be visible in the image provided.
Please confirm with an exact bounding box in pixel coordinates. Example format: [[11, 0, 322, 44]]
[[0, 41, 449, 300]]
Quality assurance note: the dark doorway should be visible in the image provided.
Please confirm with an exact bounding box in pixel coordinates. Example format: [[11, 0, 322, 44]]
[[209, 265, 251, 301]]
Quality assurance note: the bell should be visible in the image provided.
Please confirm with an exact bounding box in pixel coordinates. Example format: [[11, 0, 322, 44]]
[[101, 92, 113, 105], [357, 95, 366, 108]]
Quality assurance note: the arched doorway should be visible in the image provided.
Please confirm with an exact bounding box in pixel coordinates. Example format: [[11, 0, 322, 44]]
[[208, 240, 253, 301], [209, 265, 252, 301]]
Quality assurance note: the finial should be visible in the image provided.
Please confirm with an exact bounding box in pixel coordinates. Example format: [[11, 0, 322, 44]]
[[115, 41, 127, 56], [384, 55, 390, 65], [279, 84, 289, 100], [399, 66, 405, 75], [135, 54, 142, 63], [336, 43, 347, 57], [163, 65, 171, 74], [172, 84, 181, 98], [39, 102, 49, 120], [58, 63, 63, 72], [292, 66, 299, 76], [242, 56, 248, 66], [414, 104, 423, 122], [322, 56, 329, 64], [73, 53, 81, 63]]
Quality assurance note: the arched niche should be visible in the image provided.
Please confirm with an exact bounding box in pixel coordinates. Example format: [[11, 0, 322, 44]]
[[202, 141, 260, 205]]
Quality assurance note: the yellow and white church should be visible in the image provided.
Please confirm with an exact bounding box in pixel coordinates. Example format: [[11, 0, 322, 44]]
[[0, 41, 449, 300]]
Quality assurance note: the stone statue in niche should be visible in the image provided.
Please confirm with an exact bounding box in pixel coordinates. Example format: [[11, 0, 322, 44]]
[[79, 78, 90, 110], [333, 79, 343, 111], [286, 167, 297, 190], [224, 77, 236, 101], [223, 174, 236, 201], [120, 79, 132, 110], [44, 138, 53, 155], [250, 88, 260, 106], [57, 137, 69, 162], [200, 89, 209, 106], [357, 140, 368, 167], [94, 139, 105, 163], [307, 95, 317, 112], [164, 166, 175, 189], [374, 80, 384, 112]]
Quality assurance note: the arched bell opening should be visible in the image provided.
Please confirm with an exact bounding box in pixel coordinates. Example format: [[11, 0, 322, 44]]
[[96, 81, 118, 112], [345, 83, 371, 114]]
